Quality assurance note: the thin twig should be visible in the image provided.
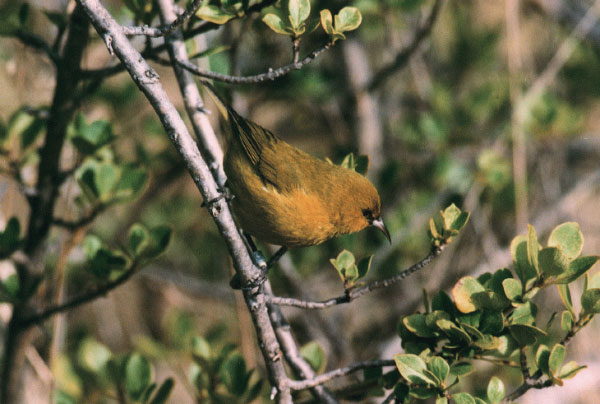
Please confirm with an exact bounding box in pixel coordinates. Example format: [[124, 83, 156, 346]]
[[269, 245, 446, 309], [52, 205, 104, 230], [18, 264, 138, 328], [174, 40, 335, 84], [286, 359, 396, 391], [367, 0, 443, 91], [122, 0, 202, 37]]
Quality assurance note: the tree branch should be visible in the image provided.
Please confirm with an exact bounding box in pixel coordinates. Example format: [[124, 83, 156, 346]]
[[287, 359, 396, 391], [122, 0, 202, 37], [18, 265, 138, 329], [2, 29, 60, 65], [269, 245, 446, 309], [75, 1, 292, 401], [172, 40, 335, 84], [367, 0, 443, 91]]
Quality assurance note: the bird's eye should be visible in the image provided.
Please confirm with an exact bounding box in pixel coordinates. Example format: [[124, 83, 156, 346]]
[[362, 209, 372, 219]]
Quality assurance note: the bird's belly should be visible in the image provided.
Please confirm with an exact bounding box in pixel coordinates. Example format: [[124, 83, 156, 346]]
[[229, 184, 337, 247]]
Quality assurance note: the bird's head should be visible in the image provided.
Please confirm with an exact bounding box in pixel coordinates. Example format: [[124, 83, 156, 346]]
[[337, 173, 391, 243]]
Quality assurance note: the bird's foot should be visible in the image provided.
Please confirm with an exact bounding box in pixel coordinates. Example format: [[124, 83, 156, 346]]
[[201, 188, 234, 208]]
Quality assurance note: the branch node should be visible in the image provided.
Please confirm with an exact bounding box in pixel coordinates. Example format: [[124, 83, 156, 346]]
[[103, 33, 114, 55]]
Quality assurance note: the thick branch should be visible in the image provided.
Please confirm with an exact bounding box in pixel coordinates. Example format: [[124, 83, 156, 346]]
[[269, 245, 446, 310], [367, 0, 443, 91], [75, 1, 292, 401], [122, 0, 202, 37]]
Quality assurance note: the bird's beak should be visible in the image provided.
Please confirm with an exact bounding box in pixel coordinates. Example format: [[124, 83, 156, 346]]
[[371, 216, 391, 244]]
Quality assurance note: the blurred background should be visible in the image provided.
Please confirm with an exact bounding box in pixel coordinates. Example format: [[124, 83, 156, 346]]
[[1, 0, 600, 402]]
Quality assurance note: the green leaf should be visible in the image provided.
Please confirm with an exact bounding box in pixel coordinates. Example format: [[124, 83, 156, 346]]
[[451, 276, 485, 313], [558, 361, 586, 379], [262, 13, 292, 35], [404, 314, 436, 338], [555, 256, 599, 284], [452, 392, 476, 404], [334, 7, 362, 32], [192, 336, 211, 361], [88, 247, 128, 278], [78, 338, 112, 373], [115, 165, 148, 200], [436, 319, 471, 343], [19, 3, 29, 25], [549, 344, 566, 375], [432, 291, 454, 314], [355, 155, 369, 175], [219, 352, 250, 396], [394, 354, 437, 386], [125, 353, 152, 401], [449, 362, 473, 376], [502, 278, 522, 301], [480, 311, 504, 334], [300, 341, 326, 373], [148, 378, 173, 404], [557, 284, 574, 314], [511, 235, 537, 287], [143, 226, 172, 259], [320, 9, 335, 35], [95, 163, 119, 201], [436, 397, 449, 404], [561, 310, 574, 332], [196, 5, 235, 24], [0, 274, 20, 302], [508, 324, 546, 345], [511, 301, 536, 325], [288, 0, 310, 30], [0, 217, 21, 258], [128, 223, 149, 257], [539, 247, 569, 277], [581, 288, 600, 314], [21, 116, 45, 149], [527, 225, 540, 274], [588, 272, 600, 289], [357, 255, 373, 280], [442, 204, 461, 230], [71, 120, 114, 155], [548, 222, 583, 259], [427, 357, 449, 383], [487, 376, 505, 403], [536, 344, 551, 375]]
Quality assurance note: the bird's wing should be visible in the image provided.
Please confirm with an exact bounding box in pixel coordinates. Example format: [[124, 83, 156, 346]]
[[199, 80, 304, 192]]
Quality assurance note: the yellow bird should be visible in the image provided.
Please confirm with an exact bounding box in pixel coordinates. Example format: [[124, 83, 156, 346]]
[[201, 81, 390, 248]]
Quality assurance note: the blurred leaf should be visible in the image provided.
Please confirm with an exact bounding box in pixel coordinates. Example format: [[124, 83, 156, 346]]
[[21, 115, 45, 149], [125, 353, 153, 401], [300, 341, 326, 373], [148, 378, 174, 404], [78, 338, 112, 373], [189, 45, 230, 60], [527, 225, 540, 274], [128, 223, 150, 257], [357, 255, 373, 279], [548, 222, 583, 259], [219, 352, 250, 396], [18, 3, 29, 25], [192, 336, 211, 361], [71, 119, 114, 155], [0, 217, 21, 258]]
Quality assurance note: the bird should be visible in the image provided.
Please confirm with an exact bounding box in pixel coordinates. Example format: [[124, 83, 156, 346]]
[[200, 81, 390, 248]]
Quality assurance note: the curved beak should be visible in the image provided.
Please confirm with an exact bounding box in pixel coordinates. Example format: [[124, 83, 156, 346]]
[[371, 216, 391, 244]]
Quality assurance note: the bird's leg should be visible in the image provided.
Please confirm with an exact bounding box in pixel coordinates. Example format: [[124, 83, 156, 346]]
[[267, 246, 288, 269], [243, 232, 268, 270]]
